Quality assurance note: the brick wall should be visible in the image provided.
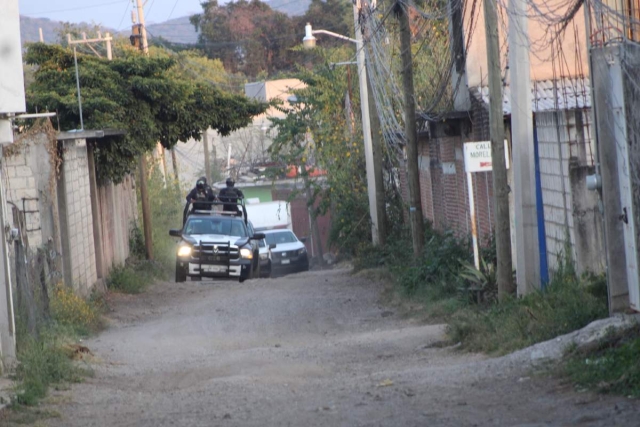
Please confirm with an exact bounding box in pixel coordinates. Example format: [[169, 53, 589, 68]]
[[60, 139, 97, 295], [411, 110, 495, 245]]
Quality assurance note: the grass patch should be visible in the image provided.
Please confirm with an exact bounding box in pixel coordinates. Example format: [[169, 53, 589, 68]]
[[13, 328, 89, 406], [563, 324, 640, 397], [1, 405, 61, 425], [106, 260, 163, 294], [446, 272, 608, 355]]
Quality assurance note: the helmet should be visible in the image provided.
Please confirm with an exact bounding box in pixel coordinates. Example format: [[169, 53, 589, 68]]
[[226, 178, 235, 187], [196, 176, 207, 190]]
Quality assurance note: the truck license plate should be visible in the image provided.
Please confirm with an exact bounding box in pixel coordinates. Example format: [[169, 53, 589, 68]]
[[281, 259, 290, 265], [202, 265, 227, 273]]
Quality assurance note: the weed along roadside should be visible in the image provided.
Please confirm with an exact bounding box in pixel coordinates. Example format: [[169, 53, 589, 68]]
[[353, 223, 632, 395]]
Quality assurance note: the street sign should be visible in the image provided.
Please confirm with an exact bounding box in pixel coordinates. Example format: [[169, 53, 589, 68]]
[[463, 140, 511, 270], [463, 141, 510, 173]]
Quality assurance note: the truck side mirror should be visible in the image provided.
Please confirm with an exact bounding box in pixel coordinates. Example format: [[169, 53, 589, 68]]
[[169, 229, 182, 237]]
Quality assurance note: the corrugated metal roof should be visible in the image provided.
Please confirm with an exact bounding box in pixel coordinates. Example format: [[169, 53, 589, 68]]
[[474, 78, 591, 114]]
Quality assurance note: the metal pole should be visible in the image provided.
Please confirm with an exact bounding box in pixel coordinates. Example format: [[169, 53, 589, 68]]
[[73, 46, 84, 130], [0, 151, 16, 366], [467, 171, 480, 269], [508, 0, 540, 294], [353, 5, 380, 245]]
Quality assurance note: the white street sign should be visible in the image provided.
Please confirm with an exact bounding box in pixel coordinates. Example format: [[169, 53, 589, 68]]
[[463, 140, 510, 173]]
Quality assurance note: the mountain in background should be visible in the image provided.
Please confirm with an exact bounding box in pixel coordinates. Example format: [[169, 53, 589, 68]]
[[20, 1, 309, 47]]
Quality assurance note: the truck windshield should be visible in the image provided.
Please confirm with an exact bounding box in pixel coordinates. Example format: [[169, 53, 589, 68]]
[[184, 218, 247, 237], [265, 231, 297, 245]]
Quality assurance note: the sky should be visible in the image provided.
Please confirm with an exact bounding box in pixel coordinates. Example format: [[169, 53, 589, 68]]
[[18, 0, 205, 30]]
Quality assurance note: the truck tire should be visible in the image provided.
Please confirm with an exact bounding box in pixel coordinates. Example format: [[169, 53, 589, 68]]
[[175, 262, 186, 283]]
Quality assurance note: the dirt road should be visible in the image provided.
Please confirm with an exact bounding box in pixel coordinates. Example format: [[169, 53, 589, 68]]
[[44, 269, 638, 426]]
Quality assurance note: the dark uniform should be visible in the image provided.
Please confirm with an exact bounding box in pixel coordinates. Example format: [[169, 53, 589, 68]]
[[184, 177, 216, 224], [218, 178, 244, 214]]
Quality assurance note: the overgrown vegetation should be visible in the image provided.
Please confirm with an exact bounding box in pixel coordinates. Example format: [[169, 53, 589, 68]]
[[446, 271, 608, 355], [13, 282, 102, 407], [354, 225, 608, 356], [563, 325, 640, 397]]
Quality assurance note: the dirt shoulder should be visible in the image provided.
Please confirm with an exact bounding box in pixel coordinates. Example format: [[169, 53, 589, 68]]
[[34, 269, 640, 426]]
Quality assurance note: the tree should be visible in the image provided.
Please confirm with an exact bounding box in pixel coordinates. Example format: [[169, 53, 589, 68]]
[[191, 0, 299, 78], [268, 52, 371, 257], [25, 43, 266, 183]]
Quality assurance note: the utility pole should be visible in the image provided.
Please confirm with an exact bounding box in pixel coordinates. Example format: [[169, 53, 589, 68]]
[[396, 2, 424, 256], [508, 0, 540, 294], [203, 131, 212, 183], [352, 6, 383, 246], [367, 73, 386, 245], [134, 0, 153, 259], [483, 0, 514, 298]]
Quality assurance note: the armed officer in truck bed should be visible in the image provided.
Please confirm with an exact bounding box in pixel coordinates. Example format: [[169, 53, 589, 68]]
[[217, 178, 244, 215]]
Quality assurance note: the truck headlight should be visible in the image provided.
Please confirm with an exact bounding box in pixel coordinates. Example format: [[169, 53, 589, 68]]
[[177, 246, 192, 257], [298, 247, 307, 255], [240, 248, 253, 259]]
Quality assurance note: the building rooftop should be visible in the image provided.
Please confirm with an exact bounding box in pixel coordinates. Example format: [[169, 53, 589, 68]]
[[474, 77, 591, 114]]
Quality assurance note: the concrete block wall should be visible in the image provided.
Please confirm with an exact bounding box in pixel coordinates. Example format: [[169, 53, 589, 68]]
[[61, 139, 97, 295], [3, 135, 46, 248], [536, 109, 603, 274]]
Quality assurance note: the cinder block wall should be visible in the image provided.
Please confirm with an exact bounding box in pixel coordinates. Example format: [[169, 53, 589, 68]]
[[60, 139, 97, 295]]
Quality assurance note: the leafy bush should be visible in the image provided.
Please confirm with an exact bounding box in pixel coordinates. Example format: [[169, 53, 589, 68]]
[[50, 284, 101, 335], [107, 260, 161, 294], [446, 270, 608, 354]]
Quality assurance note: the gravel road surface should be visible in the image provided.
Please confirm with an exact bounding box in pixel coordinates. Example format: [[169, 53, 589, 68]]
[[43, 269, 639, 426]]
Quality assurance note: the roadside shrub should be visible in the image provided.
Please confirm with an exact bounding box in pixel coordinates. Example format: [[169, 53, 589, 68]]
[[564, 325, 640, 397], [50, 284, 101, 335], [446, 271, 608, 354], [107, 260, 161, 294]]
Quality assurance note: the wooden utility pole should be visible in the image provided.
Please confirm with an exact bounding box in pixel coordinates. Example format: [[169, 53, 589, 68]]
[[203, 132, 212, 183], [483, 0, 514, 298], [135, 0, 153, 259], [397, 2, 424, 256], [171, 149, 179, 178]]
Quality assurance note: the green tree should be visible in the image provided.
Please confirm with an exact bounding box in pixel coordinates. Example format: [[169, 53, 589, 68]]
[[268, 51, 371, 256], [191, 0, 299, 78], [25, 43, 266, 183]]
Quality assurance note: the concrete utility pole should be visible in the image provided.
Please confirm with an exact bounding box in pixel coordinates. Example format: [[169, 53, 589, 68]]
[[483, 0, 514, 298], [396, 2, 425, 257], [367, 73, 386, 245], [352, 6, 383, 246], [134, 0, 153, 259], [508, 0, 540, 294]]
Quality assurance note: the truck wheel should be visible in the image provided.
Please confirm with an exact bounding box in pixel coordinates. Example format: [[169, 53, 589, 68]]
[[175, 262, 186, 283]]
